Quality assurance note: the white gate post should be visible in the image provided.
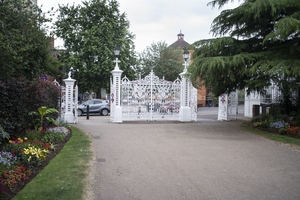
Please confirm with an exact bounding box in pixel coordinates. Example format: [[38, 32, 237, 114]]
[[110, 54, 123, 123], [179, 51, 191, 122], [63, 70, 76, 123]]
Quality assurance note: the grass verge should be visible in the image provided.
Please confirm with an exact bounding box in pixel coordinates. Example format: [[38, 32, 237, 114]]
[[241, 122, 300, 147], [13, 126, 92, 200]]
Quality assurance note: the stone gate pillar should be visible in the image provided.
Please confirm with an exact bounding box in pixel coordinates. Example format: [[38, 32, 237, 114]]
[[110, 57, 123, 123], [63, 71, 76, 123]]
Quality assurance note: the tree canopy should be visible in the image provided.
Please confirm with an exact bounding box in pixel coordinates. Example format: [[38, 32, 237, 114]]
[[0, 0, 56, 80], [136, 41, 184, 81], [54, 0, 136, 95], [189, 0, 300, 98]]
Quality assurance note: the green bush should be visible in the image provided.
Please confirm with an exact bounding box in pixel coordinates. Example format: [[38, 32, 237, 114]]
[[0, 77, 60, 136]]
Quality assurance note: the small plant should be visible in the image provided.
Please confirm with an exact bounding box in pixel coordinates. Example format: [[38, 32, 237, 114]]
[[287, 126, 300, 136], [0, 164, 32, 190], [42, 131, 65, 143], [0, 126, 10, 145], [28, 106, 58, 131], [22, 144, 49, 167], [253, 120, 269, 128], [0, 152, 18, 166], [269, 121, 289, 129]]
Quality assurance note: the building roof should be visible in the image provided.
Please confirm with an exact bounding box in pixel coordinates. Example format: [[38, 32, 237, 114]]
[[168, 31, 190, 49]]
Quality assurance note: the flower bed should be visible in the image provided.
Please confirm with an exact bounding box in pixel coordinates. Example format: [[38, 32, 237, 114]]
[[251, 114, 300, 139], [0, 126, 71, 200]]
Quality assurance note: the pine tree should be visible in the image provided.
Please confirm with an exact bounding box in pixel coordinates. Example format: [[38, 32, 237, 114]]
[[190, 0, 300, 113]]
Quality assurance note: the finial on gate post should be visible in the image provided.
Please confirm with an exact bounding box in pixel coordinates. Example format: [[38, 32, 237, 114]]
[[68, 67, 73, 79]]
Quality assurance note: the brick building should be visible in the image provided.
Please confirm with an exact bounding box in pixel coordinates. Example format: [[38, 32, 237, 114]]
[[168, 31, 208, 107]]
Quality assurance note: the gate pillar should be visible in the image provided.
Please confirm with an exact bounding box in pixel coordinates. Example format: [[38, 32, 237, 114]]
[[179, 70, 191, 122], [63, 71, 76, 123], [110, 57, 123, 123]]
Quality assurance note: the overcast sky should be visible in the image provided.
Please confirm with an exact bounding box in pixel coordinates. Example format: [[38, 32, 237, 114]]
[[39, 0, 241, 52]]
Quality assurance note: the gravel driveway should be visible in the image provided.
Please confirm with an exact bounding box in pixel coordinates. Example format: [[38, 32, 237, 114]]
[[75, 116, 300, 200]]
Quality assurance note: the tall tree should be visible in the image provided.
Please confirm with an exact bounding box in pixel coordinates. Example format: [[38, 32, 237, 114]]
[[54, 0, 136, 95], [137, 41, 183, 81], [0, 0, 55, 80], [190, 0, 300, 113]]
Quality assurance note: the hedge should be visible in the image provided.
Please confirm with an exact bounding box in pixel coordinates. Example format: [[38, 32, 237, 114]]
[[0, 77, 60, 136]]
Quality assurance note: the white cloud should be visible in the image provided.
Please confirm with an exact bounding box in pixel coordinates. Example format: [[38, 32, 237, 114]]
[[39, 0, 242, 52]]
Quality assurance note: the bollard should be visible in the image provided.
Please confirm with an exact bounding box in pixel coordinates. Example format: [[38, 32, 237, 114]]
[[87, 105, 89, 120]]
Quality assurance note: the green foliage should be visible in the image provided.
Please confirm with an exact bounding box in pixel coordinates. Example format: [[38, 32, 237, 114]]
[[242, 122, 300, 147], [0, 126, 10, 145], [13, 126, 91, 200], [0, 0, 58, 79], [0, 77, 60, 135], [0, 125, 71, 198], [28, 106, 59, 131], [42, 131, 65, 144], [54, 0, 137, 94], [136, 41, 184, 81], [190, 0, 300, 113], [0, 164, 32, 192]]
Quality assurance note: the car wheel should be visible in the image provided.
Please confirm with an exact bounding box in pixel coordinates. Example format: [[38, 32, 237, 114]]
[[101, 109, 109, 116], [77, 109, 83, 116]]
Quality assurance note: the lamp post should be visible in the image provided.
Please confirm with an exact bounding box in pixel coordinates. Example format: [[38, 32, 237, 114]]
[[182, 48, 189, 72], [113, 44, 121, 70], [110, 44, 123, 122]]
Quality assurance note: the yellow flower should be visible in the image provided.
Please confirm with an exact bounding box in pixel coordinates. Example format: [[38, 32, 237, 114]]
[[27, 156, 32, 162], [8, 140, 12, 144]]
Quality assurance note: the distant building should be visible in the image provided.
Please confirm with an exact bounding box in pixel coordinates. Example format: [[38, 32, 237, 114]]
[[169, 31, 190, 49], [168, 31, 208, 107]]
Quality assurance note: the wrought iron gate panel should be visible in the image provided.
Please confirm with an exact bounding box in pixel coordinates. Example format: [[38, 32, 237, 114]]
[[109, 81, 115, 122], [121, 71, 181, 121], [228, 91, 238, 120], [218, 90, 238, 121], [190, 85, 198, 121]]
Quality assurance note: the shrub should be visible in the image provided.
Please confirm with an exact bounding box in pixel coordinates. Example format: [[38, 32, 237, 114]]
[[0, 77, 60, 135], [0, 164, 32, 191], [28, 106, 58, 131], [269, 121, 288, 129], [0, 152, 17, 166], [287, 126, 300, 136], [0, 126, 10, 145]]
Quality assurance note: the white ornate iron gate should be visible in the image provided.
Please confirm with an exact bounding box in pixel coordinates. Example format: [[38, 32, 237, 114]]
[[218, 90, 238, 121], [118, 70, 197, 121]]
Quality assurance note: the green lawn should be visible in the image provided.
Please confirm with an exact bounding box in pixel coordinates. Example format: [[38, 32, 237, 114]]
[[13, 126, 92, 200]]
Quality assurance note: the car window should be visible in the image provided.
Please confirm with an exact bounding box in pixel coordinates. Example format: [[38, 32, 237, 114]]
[[94, 100, 102, 104], [84, 100, 93, 105]]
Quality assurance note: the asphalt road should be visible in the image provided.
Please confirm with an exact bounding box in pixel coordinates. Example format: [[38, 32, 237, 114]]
[[74, 107, 300, 200]]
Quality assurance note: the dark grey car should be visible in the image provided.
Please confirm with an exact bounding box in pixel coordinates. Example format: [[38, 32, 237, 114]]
[[77, 99, 110, 116]]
